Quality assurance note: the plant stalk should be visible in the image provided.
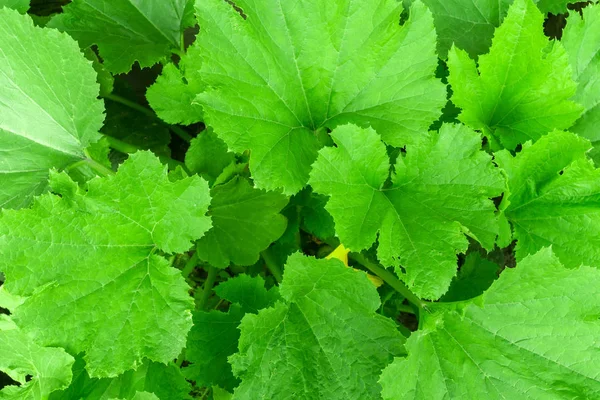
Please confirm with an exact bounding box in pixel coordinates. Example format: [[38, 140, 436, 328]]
[[196, 265, 218, 310], [349, 252, 427, 310], [261, 248, 283, 283]]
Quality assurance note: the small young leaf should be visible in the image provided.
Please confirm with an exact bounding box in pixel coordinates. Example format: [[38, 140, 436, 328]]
[[196, 177, 288, 268]]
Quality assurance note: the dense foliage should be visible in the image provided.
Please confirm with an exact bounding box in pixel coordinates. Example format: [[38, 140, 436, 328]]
[[0, 0, 599, 398]]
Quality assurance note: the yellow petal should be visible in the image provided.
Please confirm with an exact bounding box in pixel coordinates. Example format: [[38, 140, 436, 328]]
[[326, 244, 383, 287]]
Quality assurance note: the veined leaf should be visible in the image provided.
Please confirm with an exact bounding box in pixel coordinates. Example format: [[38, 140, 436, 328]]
[[310, 124, 504, 300], [230, 253, 405, 399], [447, 0, 581, 151], [497, 130, 600, 268], [380, 248, 600, 399], [0, 152, 211, 377], [0, 9, 104, 209], [48, 0, 194, 73], [188, 0, 446, 194]]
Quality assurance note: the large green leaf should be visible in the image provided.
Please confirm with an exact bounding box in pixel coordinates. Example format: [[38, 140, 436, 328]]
[[0, 9, 104, 209], [196, 177, 288, 268], [0, 152, 211, 377], [447, 0, 581, 151], [310, 124, 504, 300], [0, 316, 74, 400], [404, 0, 571, 58], [50, 357, 190, 400], [48, 0, 193, 73], [230, 253, 405, 399], [562, 3, 600, 164], [497, 130, 600, 268], [380, 248, 600, 399], [190, 0, 445, 194]]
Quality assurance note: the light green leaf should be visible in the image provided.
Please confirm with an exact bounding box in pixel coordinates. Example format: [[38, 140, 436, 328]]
[[0, 9, 104, 209], [0, 0, 29, 13], [196, 177, 288, 268], [380, 248, 600, 399], [562, 3, 600, 164], [48, 0, 194, 73], [185, 275, 280, 392], [310, 124, 504, 300], [405, 0, 571, 58], [496, 130, 600, 268], [230, 253, 405, 399], [185, 130, 236, 186], [0, 315, 74, 400], [147, 45, 204, 125], [0, 152, 211, 377], [447, 0, 581, 151], [193, 0, 446, 194], [50, 357, 190, 400]]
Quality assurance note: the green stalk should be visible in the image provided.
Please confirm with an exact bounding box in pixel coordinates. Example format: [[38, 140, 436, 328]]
[[349, 252, 427, 311], [196, 265, 218, 310], [260, 248, 283, 283], [181, 253, 198, 278], [84, 157, 115, 177], [104, 94, 193, 143]]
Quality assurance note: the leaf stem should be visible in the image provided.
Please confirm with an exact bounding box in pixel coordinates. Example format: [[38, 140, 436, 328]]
[[261, 248, 283, 283], [84, 157, 115, 177], [181, 253, 198, 278], [349, 252, 427, 310], [196, 265, 218, 310], [104, 94, 193, 142]]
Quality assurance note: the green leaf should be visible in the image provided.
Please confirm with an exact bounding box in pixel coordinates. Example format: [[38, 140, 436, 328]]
[[230, 253, 405, 399], [0, 0, 29, 13], [496, 130, 600, 268], [380, 248, 600, 399], [405, 0, 571, 59], [48, 0, 193, 73], [214, 274, 281, 314], [193, 0, 446, 194], [185, 130, 236, 186], [0, 152, 212, 377], [147, 45, 205, 126], [447, 0, 582, 151], [50, 357, 191, 400], [196, 177, 288, 268], [310, 124, 505, 300], [562, 3, 600, 164], [440, 252, 499, 302], [185, 275, 280, 391], [0, 9, 104, 209], [298, 189, 336, 240], [0, 315, 74, 400]]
